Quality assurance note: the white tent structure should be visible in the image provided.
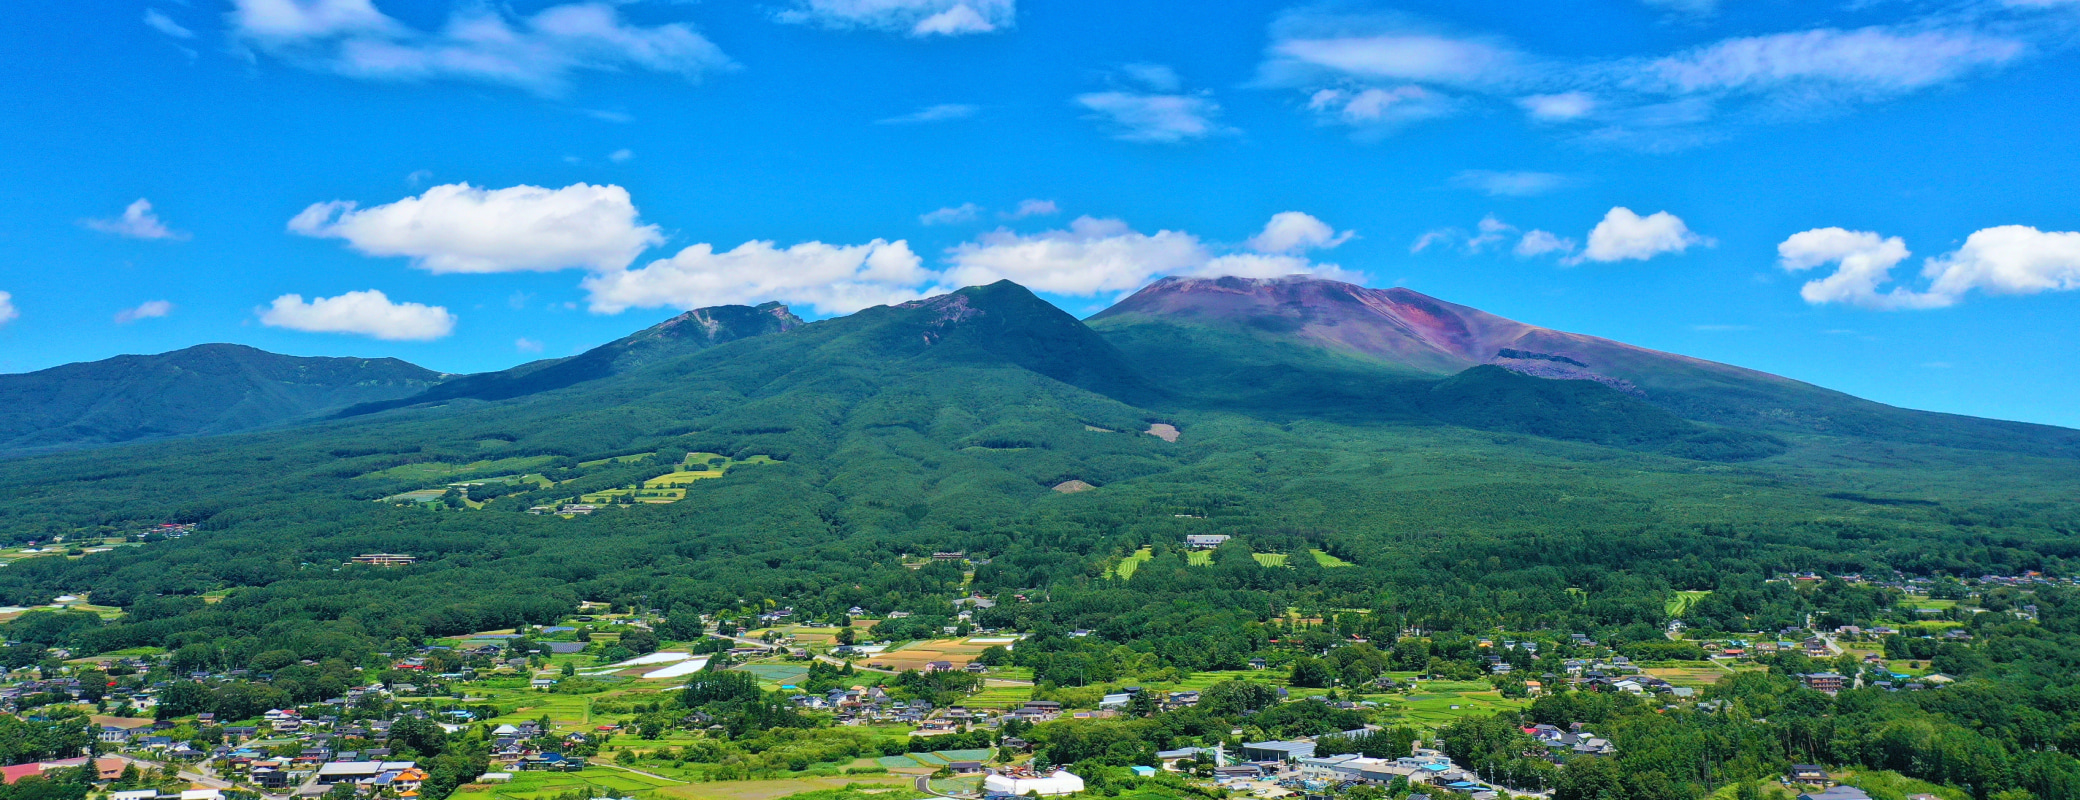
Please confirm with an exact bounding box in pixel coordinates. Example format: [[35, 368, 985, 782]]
[[983, 769, 1084, 796]]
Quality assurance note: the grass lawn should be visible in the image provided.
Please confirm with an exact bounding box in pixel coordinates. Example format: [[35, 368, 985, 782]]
[[1251, 553, 1289, 567], [653, 776, 914, 800], [1110, 547, 1154, 580], [1374, 679, 1529, 731], [1185, 551, 1212, 566], [1667, 590, 1712, 616], [1308, 549, 1353, 567], [449, 765, 679, 800]]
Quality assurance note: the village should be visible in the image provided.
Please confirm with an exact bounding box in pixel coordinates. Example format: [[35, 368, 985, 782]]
[[0, 536, 2039, 800]]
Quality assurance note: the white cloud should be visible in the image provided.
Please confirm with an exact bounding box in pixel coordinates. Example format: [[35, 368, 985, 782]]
[[289, 182, 663, 274], [582, 239, 932, 316], [1786, 225, 2080, 309], [1002, 199, 1059, 219], [83, 199, 189, 241], [1248, 212, 1353, 254], [1121, 63, 1182, 92], [1925, 225, 2080, 298], [1636, 27, 2026, 97], [229, 1, 735, 96], [943, 213, 1357, 295], [777, 0, 1014, 37], [920, 203, 983, 226], [1518, 92, 1595, 122], [608, 148, 633, 163], [1305, 85, 1456, 133], [515, 337, 544, 353], [1575, 207, 1710, 263], [259, 290, 456, 340], [1450, 170, 1570, 197], [876, 103, 980, 124], [1643, 0, 1721, 15], [1256, 6, 2037, 148], [145, 9, 195, 38], [1263, 30, 1525, 90], [1076, 92, 1228, 144], [1515, 229, 1577, 258], [0, 292, 15, 327], [114, 300, 175, 324], [1413, 215, 1570, 258]]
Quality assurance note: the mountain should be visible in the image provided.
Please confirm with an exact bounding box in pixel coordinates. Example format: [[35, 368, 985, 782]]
[[1088, 275, 2080, 459], [337, 301, 805, 417], [0, 343, 441, 455]]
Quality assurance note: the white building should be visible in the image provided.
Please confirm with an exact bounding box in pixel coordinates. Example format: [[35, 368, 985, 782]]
[[983, 770, 1084, 796]]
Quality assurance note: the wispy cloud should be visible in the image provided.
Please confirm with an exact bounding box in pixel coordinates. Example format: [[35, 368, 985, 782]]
[[114, 300, 175, 324], [83, 199, 189, 241], [1253, 5, 2043, 149], [920, 203, 983, 226], [144, 9, 194, 39], [227, 0, 736, 96], [1001, 199, 1059, 219], [876, 103, 980, 125], [1077, 65, 1234, 144], [776, 0, 1013, 37], [1450, 170, 1572, 197]]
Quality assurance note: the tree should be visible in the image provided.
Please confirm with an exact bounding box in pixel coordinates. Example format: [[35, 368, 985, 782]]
[[1290, 656, 1334, 688]]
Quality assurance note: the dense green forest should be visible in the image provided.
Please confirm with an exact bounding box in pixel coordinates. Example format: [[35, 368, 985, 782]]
[[2, 281, 2079, 799]]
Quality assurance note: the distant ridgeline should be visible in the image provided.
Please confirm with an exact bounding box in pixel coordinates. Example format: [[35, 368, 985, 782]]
[[0, 278, 2075, 800]]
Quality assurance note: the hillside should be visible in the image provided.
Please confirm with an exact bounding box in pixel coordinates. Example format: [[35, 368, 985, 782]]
[[1089, 276, 2080, 458], [337, 301, 806, 417], [0, 343, 441, 455]]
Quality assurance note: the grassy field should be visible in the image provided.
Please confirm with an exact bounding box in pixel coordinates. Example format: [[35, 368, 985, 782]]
[[1375, 678, 1530, 731], [1251, 553, 1288, 567], [364, 455, 557, 482], [449, 765, 680, 800], [582, 453, 777, 505], [1309, 549, 1353, 567], [1185, 551, 1212, 566], [1667, 590, 1712, 616], [1110, 547, 1154, 579], [652, 776, 915, 800]]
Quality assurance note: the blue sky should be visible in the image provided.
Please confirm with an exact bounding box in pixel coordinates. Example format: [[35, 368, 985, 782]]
[[5, 0, 2080, 426]]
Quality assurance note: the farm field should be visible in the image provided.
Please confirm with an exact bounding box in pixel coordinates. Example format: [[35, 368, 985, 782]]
[[863, 637, 1001, 671], [1644, 665, 1739, 688], [449, 765, 680, 800], [580, 453, 776, 505], [652, 776, 914, 800], [364, 455, 557, 482]]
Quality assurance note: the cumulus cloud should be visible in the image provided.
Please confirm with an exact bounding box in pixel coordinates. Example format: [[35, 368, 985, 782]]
[[1247, 211, 1354, 254], [228, 0, 735, 96], [1781, 225, 2080, 309], [776, 0, 1014, 37], [920, 203, 983, 226], [1002, 199, 1059, 219], [259, 289, 456, 340], [1515, 230, 1578, 258], [943, 213, 1357, 295], [289, 182, 663, 273], [582, 239, 932, 316], [1574, 207, 1710, 263], [876, 103, 980, 124], [83, 199, 189, 241], [1449, 170, 1571, 197], [145, 9, 195, 38], [0, 292, 15, 327], [114, 300, 175, 324]]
